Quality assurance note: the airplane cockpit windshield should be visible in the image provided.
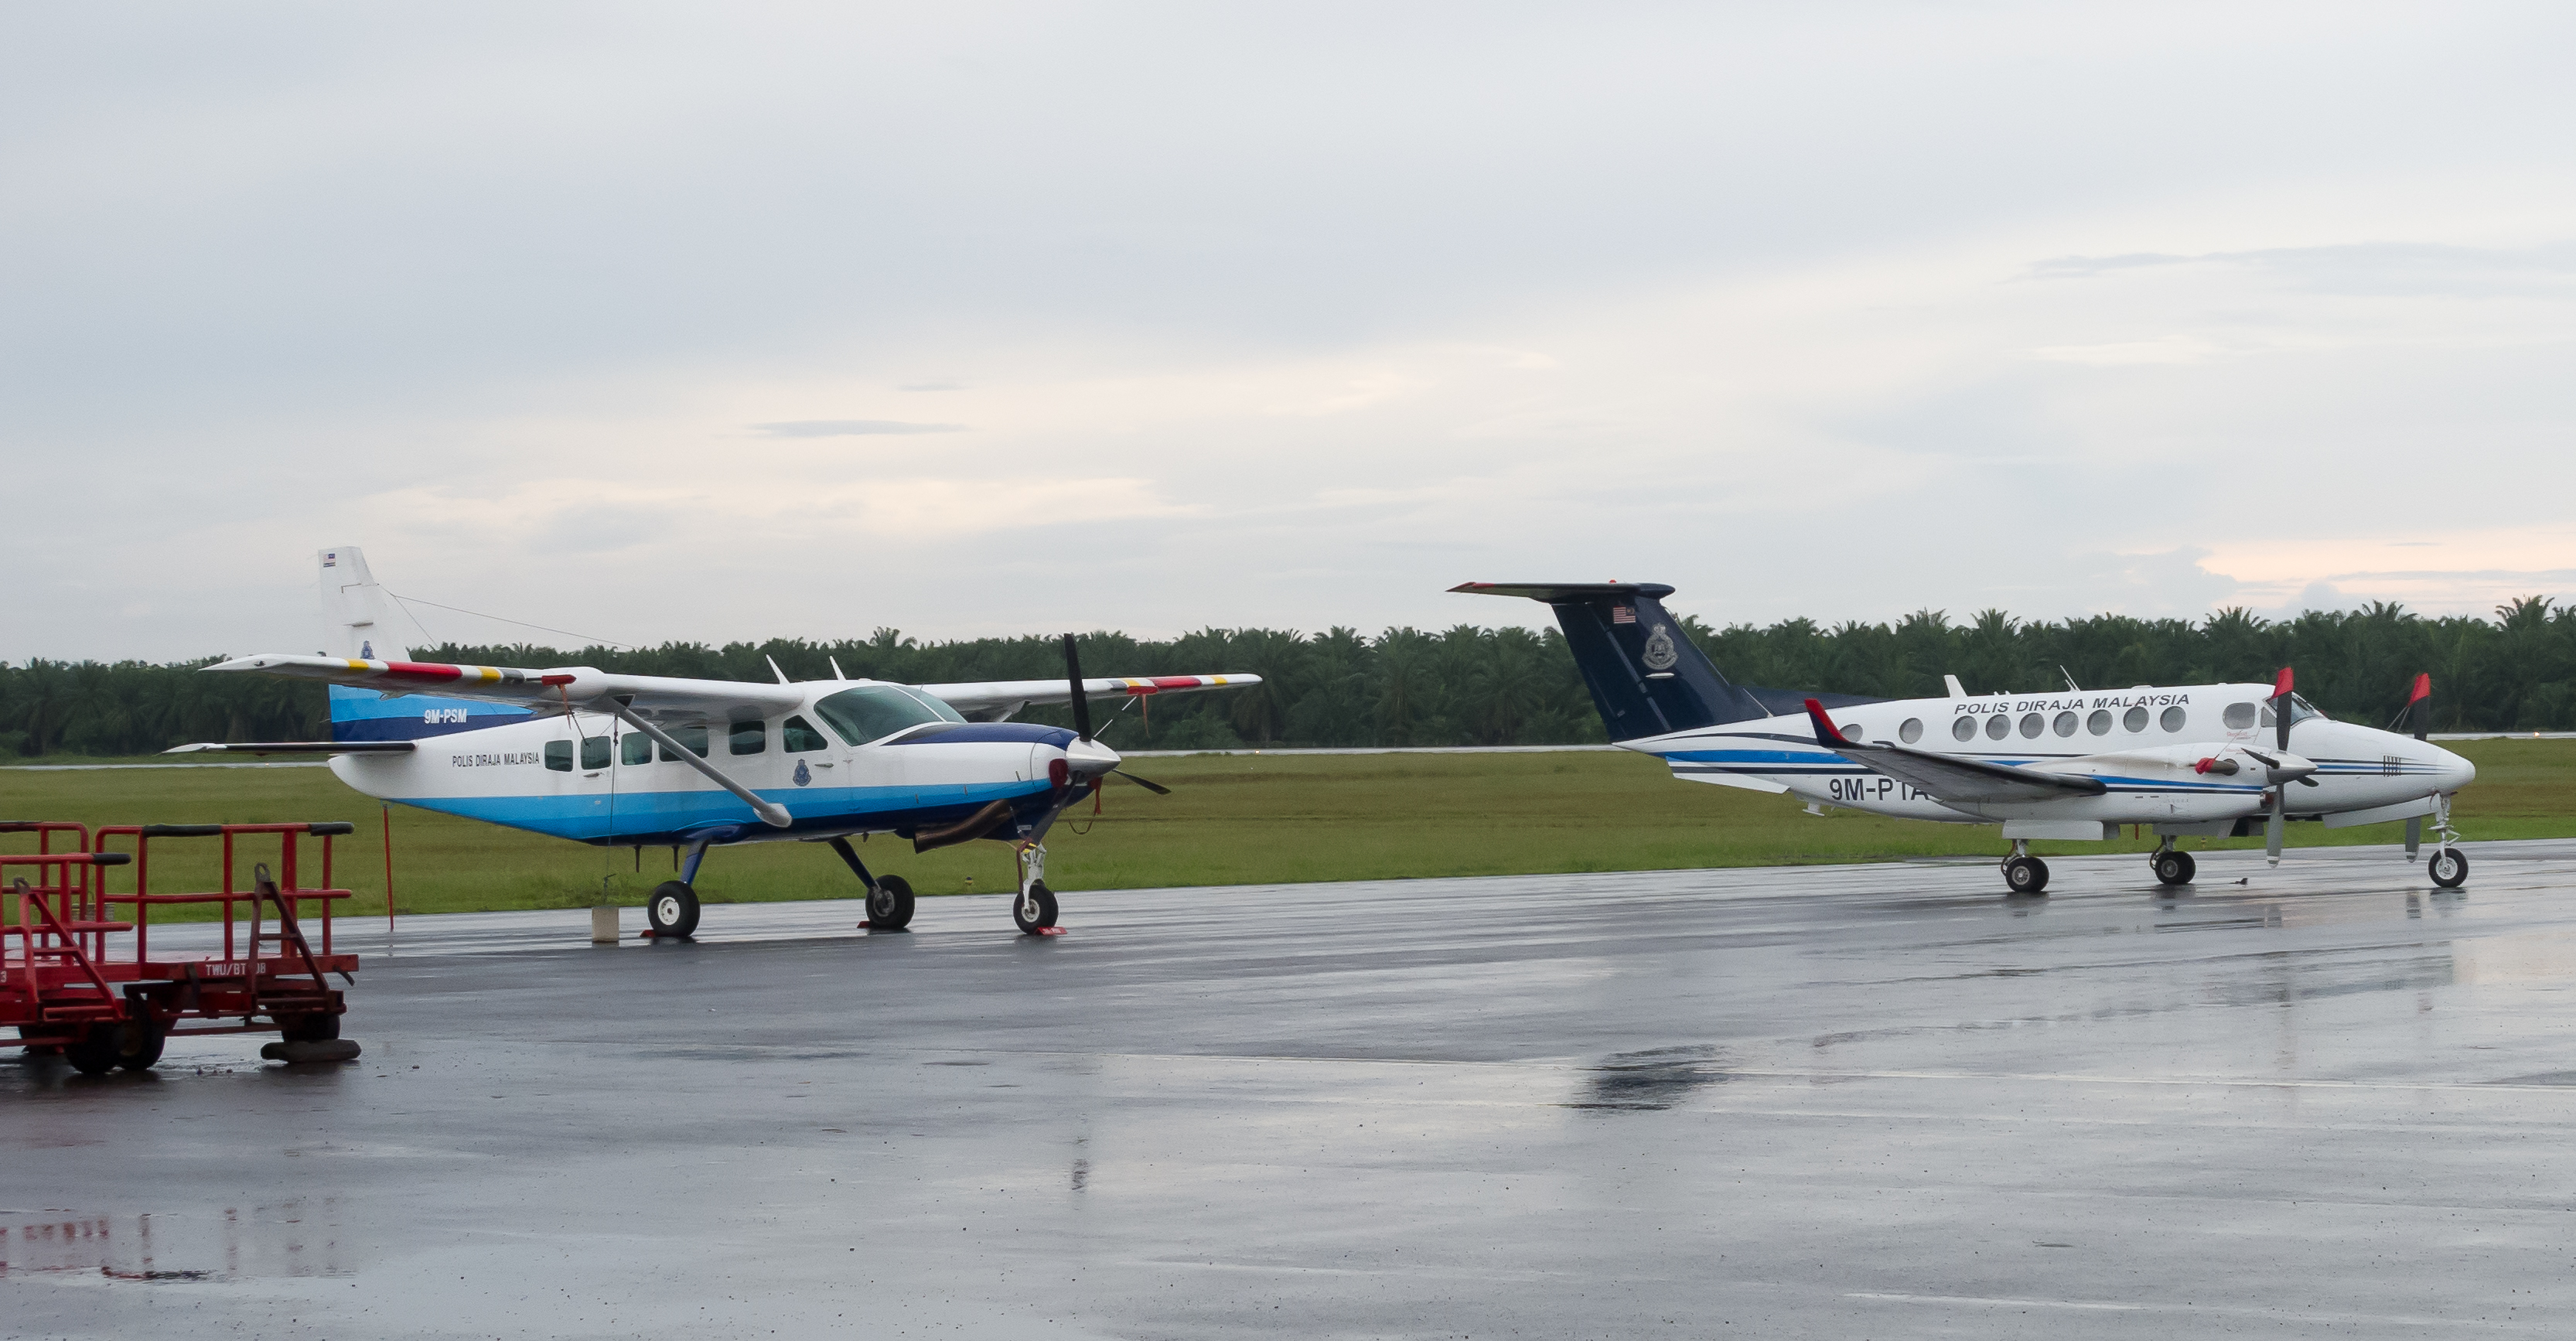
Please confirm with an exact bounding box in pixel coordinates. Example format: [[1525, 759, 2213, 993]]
[[814, 684, 967, 746], [2258, 694, 2329, 728]]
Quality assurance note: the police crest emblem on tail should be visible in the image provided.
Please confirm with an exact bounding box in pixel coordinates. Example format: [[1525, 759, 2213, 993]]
[[1642, 624, 1678, 671]]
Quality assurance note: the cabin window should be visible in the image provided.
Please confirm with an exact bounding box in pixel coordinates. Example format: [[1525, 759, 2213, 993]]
[[544, 739, 572, 772], [813, 684, 967, 746], [2160, 705, 2188, 732], [2123, 706, 2149, 732], [1839, 723, 1864, 742], [1899, 718, 1923, 744], [580, 735, 611, 770], [2052, 711, 2078, 737], [2223, 701, 2257, 730], [622, 732, 652, 766], [2018, 712, 2044, 738], [660, 725, 709, 761], [2087, 708, 2113, 735], [1951, 717, 1977, 742], [729, 718, 767, 756], [1984, 714, 2010, 741], [783, 715, 830, 752]]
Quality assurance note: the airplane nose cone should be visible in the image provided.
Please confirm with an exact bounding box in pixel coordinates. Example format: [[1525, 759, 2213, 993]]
[[2432, 744, 2476, 793], [1064, 735, 1121, 776]]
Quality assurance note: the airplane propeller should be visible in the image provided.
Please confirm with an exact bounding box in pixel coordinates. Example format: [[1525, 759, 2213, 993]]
[[1063, 633, 1094, 742], [1062, 633, 1172, 796], [2400, 672, 2433, 855], [2257, 666, 2312, 865]]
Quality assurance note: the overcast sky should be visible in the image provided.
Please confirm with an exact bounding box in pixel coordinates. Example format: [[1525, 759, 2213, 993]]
[[7, 3, 2573, 663]]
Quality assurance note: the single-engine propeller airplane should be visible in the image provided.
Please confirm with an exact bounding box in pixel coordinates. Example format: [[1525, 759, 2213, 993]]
[[1455, 581, 2477, 896], [170, 548, 1259, 938]]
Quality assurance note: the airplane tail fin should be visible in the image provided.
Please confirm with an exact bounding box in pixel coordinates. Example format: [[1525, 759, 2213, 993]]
[[1448, 582, 1771, 742], [316, 546, 531, 742], [318, 546, 408, 663]]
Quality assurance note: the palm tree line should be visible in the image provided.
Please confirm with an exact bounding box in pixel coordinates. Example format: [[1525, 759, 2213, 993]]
[[5, 599, 2570, 759]]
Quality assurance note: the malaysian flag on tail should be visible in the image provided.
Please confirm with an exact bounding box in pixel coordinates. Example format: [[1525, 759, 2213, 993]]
[[1611, 605, 1634, 623]]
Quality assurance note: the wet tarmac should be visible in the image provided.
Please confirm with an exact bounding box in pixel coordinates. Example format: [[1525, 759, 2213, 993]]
[[9, 840, 2576, 1337]]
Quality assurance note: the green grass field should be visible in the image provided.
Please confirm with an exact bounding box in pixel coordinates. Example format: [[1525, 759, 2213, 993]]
[[3, 742, 2569, 918]]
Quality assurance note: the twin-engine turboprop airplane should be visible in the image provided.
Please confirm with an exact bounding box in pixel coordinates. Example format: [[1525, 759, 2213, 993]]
[[171, 548, 1259, 938], [1455, 581, 2477, 896]]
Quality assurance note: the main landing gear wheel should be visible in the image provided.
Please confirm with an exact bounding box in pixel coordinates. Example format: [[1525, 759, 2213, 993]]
[[2430, 848, 2469, 889], [648, 880, 701, 939], [2004, 855, 2051, 896], [867, 875, 916, 930], [1013, 881, 1059, 934], [2152, 850, 2197, 885]]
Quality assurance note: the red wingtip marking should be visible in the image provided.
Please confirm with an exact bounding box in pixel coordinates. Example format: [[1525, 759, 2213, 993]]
[[2408, 672, 2431, 704], [2271, 667, 2295, 698]]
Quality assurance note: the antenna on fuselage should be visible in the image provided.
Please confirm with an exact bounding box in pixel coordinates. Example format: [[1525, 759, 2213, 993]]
[[1943, 674, 1967, 698], [829, 657, 848, 681], [2059, 666, 2080, 693], [766, 656, 790, 685]]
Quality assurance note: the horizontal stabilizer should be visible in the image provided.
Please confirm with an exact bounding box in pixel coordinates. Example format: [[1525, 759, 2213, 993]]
[[1448, 581, 1676, 602]]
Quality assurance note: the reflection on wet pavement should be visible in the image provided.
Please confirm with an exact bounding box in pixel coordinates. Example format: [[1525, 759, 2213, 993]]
[[2, 1202, 353, 1282], [12, 838, 2576, 1336]]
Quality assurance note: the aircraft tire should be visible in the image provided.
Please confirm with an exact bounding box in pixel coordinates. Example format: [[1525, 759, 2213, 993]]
[[868, 875, 916, 930], [2430, 848, 2469, 889], [2153, 851, 2196, 885], [649, 880, 702, 939], [2004, 855, 2050, 896], [63, 1023, 121, 1077], [1013, 881, 1059, 934]]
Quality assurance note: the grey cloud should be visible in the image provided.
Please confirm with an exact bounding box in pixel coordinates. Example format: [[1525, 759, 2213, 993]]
[[753, 420, 965, 437], [2027, 242, 2576, 298]]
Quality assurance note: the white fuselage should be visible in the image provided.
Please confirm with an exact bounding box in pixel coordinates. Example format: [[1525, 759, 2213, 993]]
[[1631, 683, 2473, 832], [326, 681, 1097, 847]]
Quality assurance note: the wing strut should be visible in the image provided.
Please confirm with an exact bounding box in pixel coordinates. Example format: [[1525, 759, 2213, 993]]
[[608, 701, 792, 828]]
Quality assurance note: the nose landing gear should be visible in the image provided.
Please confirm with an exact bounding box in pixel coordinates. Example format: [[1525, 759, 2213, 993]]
[[2410, 793, 2469, 889], [1013, 842, 1061, 933]]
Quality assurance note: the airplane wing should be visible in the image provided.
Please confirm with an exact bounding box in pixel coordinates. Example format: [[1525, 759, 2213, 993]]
[[201, 653, 805, 724], [921, 674, 1259, 718], [1801, 699, 2107, 803]]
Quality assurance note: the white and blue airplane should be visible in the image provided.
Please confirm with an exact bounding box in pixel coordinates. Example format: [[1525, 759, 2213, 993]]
[[173, 548, 1259, 937], [1455, 581, 2478, 895]]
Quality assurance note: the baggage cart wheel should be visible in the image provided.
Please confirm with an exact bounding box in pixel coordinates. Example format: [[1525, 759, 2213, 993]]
[[64, 1023, 121, 1076], [1013, 881, 1059, 934], [281, 1011, 341, 1042], [117, 1012, 167, 1070], [649, 880, 701, 938], [867, 875, 916, 930]]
